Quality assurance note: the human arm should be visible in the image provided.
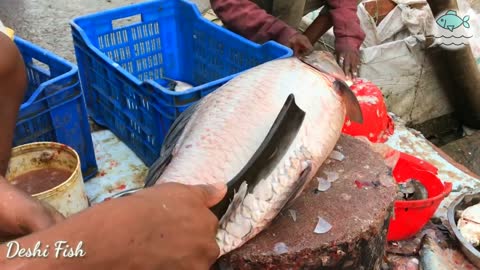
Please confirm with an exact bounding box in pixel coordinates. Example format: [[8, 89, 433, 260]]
[[210, 0, 313, 56], [303, 13, 333, 46], [0, 178, 64, 241], [0, 32, 64, 241], [0, 182, 227, 270], [0, 31, 27, 175], [325, 0, 366, 78]]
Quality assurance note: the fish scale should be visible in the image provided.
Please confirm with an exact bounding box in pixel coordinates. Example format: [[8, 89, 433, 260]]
[[218, 145, 313, 254], [144, 52, 362, 256], [160, 72, 295, 185]]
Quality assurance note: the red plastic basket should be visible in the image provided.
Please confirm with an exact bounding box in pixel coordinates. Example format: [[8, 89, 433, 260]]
[[387, 152, 452, 241], [342, 78, 394, 143], [342, 79, 450, 241]]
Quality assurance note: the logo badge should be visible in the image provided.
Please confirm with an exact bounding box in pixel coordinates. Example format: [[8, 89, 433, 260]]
[[434, 9, 473, 50]]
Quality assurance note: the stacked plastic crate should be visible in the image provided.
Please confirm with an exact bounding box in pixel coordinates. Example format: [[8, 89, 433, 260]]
[[70, 0, 293, 166]]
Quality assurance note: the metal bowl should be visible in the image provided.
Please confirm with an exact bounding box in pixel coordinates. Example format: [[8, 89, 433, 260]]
[[447, 189, 480, 268]]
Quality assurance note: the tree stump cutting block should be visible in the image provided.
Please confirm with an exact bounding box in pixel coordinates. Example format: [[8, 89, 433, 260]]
[[218, 135, 398, 270]]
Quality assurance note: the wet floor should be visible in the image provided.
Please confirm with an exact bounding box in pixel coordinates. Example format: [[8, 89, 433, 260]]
[[0, 0, 144, 63]]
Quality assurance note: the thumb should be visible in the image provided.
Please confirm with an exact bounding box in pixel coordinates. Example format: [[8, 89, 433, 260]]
[[41, 201, 66, 223], [27, 202, 65, 232], [192, 182, 227, 208]]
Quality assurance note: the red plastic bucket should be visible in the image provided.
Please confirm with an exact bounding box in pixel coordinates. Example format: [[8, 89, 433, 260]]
[[387, 151, 452, 241], [342, 78, 394, 143]]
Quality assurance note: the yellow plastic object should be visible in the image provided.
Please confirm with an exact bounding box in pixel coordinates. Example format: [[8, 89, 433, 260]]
[[0, 23, 14, 40], [4, 27, 14, 40], [202, 9, 223, 26], [6, 142, 89, 217]]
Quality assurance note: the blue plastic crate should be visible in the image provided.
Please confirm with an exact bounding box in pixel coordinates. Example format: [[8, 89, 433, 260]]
[[70, 0, 293, 166], [13, 37, 98, 180]]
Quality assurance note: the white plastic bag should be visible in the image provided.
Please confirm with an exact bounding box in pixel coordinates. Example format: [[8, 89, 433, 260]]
[[360, 35, 452, 124], [357, 1, 453, 124]]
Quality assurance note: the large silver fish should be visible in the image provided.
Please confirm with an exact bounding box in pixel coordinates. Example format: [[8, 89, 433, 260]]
[[142, 51, 363, 256]]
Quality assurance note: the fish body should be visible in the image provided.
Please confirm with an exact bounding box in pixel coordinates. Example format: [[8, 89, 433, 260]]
[[436, 10, 470, 32], [419, 235, 475, 270], [172, 80, 193, 92], [145, 52, 361, 256], [458, 203, 480, 247], [397, 179, 428, 201]]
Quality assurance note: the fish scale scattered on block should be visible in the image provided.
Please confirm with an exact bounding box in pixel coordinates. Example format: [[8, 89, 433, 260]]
[[218, 135, 397, 269], [144, 51, 363, 256]]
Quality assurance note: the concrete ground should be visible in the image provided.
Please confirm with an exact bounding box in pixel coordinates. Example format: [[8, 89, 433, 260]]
[[441, 132, 480, 176], [0, 0, 144, 63]]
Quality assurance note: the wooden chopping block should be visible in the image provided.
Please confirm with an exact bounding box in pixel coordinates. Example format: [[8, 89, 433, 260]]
[[217, 135, 398, 270]]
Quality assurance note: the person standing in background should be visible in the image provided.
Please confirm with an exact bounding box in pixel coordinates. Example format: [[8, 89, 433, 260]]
[[210, 0, 366, 79]]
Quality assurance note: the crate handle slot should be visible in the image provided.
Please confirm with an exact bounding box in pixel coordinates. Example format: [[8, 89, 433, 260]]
[[31, 58, 51, 75], [112, 14, 143, 29]]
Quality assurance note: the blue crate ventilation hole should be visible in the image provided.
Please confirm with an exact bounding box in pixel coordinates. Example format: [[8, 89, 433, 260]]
[[71, 0, 292, 166], [14, 37, 98, 180]]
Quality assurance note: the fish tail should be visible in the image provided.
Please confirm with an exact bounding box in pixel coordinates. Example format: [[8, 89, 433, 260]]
[[463, 15, 471, 28]]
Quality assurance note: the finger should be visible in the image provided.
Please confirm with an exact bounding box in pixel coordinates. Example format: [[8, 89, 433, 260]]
[[343, 56, 352, 79], [293, 48, 300, 57], [42, 202, 66, 223], [205, 241, 221, 265], [302, 41, 313, 56], [191, 183, 227, 208], [294, 45, 303, 57], [350, 65, 357, 79], [0, 233, 20, 243], [26, 202, 65, 232], [337, 55, 345, 68], [297, 48, 306, 57], [302, 46, 314, 57], [351, 56, 360, 78], [290, 44, 298, 56]]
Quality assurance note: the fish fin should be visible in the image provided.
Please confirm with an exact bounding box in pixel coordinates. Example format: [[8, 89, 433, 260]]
[[284, 161, 313, 209], [210, 94, 306, 219], [144, 102, 201, 187], [447, 25, 454, 32], [446, 10, 457, 15], [333, 80, 364, 124], [161, 101, 201, 155], [144, 154, 173, 187], [300, 54, 362, 122], [299, 51, 349, 82]]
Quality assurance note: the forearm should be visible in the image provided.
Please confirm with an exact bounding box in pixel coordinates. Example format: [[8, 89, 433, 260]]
[[210, 0, 298, 45], [0, 197, 147, 270], [325, 0, 365, 51], [303, 13, 333, 45], [0, 33, 27, 176]]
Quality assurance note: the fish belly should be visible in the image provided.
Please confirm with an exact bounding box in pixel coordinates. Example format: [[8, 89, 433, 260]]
[[156, 57, 346, 255]]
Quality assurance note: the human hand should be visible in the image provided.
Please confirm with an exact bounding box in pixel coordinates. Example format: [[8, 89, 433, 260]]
[[0, 182, 227, 270], [126, 182, 227, 269], [287, 33, 314, 57], [0, 177, 65, 240], [336, 47, 361, 80]]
